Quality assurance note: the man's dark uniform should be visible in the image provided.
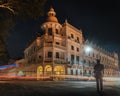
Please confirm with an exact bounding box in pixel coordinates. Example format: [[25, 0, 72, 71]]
[[94, 59, 104, 92]]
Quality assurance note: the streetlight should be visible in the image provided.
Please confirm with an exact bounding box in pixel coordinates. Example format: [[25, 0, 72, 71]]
[[84, 45, 92, 54], [82, 45, 93, 76]]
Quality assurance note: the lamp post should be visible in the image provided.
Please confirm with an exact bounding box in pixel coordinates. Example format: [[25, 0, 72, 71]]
[[82, 45, 92, 76]]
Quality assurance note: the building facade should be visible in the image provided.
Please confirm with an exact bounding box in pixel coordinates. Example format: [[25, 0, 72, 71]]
[[83, 41, 119, 77], [23, 7, 119, 79]]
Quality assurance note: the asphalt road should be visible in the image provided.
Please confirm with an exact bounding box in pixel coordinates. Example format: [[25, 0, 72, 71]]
[[0, 80, 120, 96]]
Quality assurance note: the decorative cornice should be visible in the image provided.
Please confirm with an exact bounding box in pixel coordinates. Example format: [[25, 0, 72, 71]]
[[84, 40, 115, 57], [62, 22, 82, 34]]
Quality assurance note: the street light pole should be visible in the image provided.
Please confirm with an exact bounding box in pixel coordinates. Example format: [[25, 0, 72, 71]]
[[82, 52, 85, 76], [82, 45, 93, 76]]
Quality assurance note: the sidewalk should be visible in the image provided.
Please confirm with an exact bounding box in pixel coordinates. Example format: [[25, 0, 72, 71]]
[[103, 77, 120, 82], [62, 75, 120, 82]]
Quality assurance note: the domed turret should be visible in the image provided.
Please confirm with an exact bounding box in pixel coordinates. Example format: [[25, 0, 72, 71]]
[[46, 7, 58, 23]]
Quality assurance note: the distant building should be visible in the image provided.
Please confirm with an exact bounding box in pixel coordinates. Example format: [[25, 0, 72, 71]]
[[83, 41, 119, 77], [23, 7, 119, 79]]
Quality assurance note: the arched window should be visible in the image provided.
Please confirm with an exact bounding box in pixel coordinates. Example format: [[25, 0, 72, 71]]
[[56, 42, 59, 45], [56, 29, 59, 34], [48, 28, 52, 35], [71, 34, 74, 38], [77, 48, 79, 52], [77, 37, 80, 43], [71, 45, 74, 50]]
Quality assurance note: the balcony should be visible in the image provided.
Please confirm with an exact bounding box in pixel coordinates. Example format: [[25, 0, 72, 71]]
[[67, 61, 80, 65], [54, 45, 66, 50], [44, 43, 53, 47], [54, 58, 67, 64], [45, 36, 53, 42], [44, 57, 53, 62]]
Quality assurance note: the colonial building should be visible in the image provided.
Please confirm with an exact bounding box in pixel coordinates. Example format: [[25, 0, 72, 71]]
[[83, 41, 119, 77], [23, 7, 119, 79]]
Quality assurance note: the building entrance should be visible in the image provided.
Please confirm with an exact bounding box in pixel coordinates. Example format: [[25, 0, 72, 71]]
[[37, 66, 43, 80], [54, 66, 65, 80]]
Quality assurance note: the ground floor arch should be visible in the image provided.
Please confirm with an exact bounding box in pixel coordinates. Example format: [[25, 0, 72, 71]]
[[37, 65, 65, 80], [54, 65, 65, 80], [37, 66, 43, 80], [54, 66, 65, 75], [44, 65, 52, 76]]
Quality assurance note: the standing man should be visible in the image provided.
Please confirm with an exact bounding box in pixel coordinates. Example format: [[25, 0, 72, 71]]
[[94, 59, 104, 92]]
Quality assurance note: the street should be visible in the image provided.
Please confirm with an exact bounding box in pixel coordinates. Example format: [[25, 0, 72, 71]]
[[0, 80, 120, 96]]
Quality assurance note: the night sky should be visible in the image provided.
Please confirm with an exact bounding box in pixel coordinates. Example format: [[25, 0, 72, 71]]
[[6, 0, 120, 59]]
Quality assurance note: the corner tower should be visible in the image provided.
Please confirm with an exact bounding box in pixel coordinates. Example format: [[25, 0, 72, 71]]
[[38, 7, 66, 78], [41, 7, 62, 36]]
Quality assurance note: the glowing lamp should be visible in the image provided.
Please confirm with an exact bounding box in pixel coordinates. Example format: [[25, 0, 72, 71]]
[[84, 45, 92, 53]]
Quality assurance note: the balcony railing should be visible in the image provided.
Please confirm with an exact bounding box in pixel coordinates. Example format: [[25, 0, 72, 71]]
[[54, 58, 67, 64], [44, 57, 53, 62], [44, 36, 53, 42], [44, 43, 53, 47], [44, 42, 66, 50], [54, 45, 66, 50]]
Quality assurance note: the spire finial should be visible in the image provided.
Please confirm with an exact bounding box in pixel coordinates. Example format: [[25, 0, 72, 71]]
[[47, 7, 56, 16], [65, 19, 68, 23], [46, 7, 58, 22], [50, 6, 54, 11]]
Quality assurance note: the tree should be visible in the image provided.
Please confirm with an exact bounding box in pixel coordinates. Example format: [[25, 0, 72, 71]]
[[0, 0, 46, 19], [0, 0, 46, 65]]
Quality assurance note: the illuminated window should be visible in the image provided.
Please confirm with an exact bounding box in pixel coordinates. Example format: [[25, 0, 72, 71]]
[[48, 28, 52, 35], [48, 52, 52, 58]]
